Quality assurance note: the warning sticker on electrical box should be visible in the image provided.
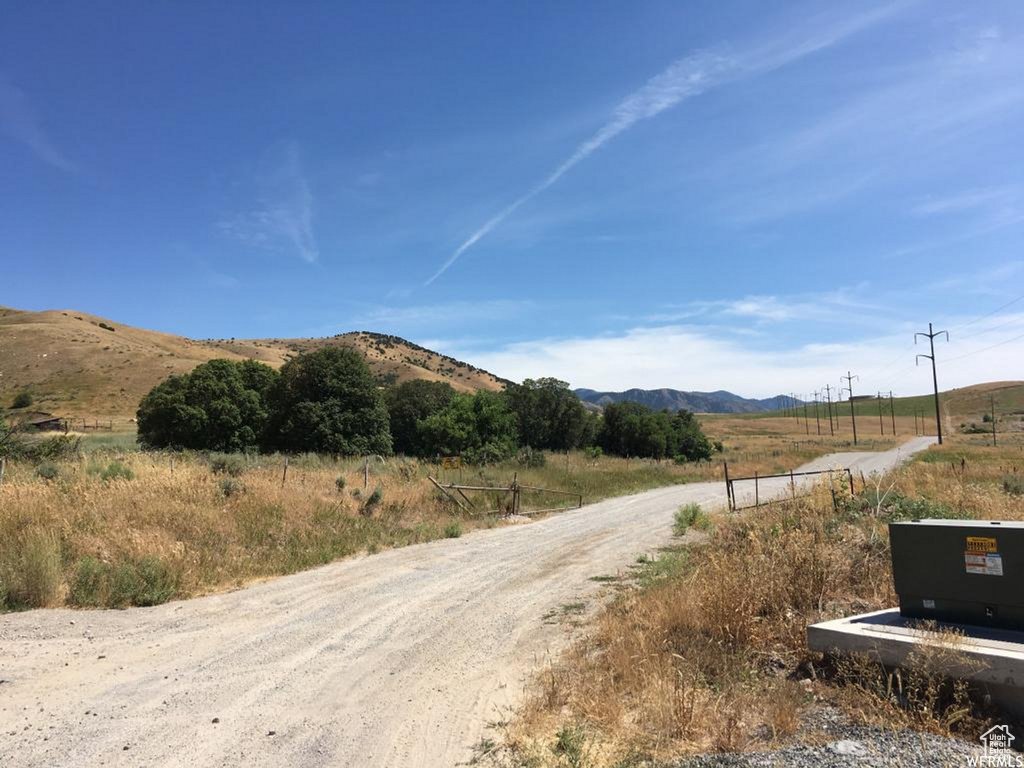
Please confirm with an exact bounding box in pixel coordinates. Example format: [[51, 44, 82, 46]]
[[965, 552, 1004, 576], [966, 536, 999, 553]]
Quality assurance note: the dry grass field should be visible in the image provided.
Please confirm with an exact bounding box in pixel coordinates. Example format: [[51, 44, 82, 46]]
[[492, 434, 1024, 767], [0, 405, 907, 614], [0, 445, 718, 612], [0, 305, 505, 420]]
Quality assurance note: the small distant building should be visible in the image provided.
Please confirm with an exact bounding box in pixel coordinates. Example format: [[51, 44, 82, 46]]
[[6, 410, 65, 432]]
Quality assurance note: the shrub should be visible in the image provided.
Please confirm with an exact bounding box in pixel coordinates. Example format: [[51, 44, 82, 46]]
[[444, 522, 463, 539], [219, 477, 246, 497], [674, 503, 711, 535], [98, 322, 116, 332], [12, 390, 32, 408], [29, 435, 81, 461], [551, 723, 590, 768], [518, 446, 547, 468], [851, 488, 967, 521], [69, 557, 109, 607], [335, 475, 347, 492], [99, 460, 134, 482], [208, 452, 246, 476], [35, 461, 60, 481], [583, 446, 603, 460], [967, 424, 990, 434], [1003, 474, 1024, 497], [133, 557, 178, 606], [108, 558, 177, 608], [18, 531, 63, 608], [362, 485, 383, 516], [396, 459, 419, 480]]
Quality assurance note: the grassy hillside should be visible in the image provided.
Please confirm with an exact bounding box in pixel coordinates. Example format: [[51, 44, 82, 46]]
[[719, 382, 1024, 432], [0, 306, 506, 421]]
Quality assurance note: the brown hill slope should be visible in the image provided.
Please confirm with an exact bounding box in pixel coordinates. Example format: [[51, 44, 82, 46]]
[[0, 306, 506, 421]]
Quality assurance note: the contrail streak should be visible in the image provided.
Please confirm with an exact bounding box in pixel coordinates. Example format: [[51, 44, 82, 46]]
[[425, 4, 905, 285]]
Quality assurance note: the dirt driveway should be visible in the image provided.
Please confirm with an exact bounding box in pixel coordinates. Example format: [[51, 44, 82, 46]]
[[0, 438, 935, 768]]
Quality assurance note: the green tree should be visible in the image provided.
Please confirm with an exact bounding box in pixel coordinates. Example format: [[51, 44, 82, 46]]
[[268, 347, 392, 455], [386, 380, 456, 456], [665, 409, 713, 462], [11, 390, 32, 409], [0, 415, 23, 458], [417, 390, 518, 463], [136, 359, 278, 451], [597, 402, 710, 461], [505, 378, 590, 451]]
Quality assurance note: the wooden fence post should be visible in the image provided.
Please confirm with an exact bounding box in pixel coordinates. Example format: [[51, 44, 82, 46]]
[[723, 461, 732, 511], [282, 457, 289, 487], [364, 457, 369, 489], [0, 457, 5, 486]]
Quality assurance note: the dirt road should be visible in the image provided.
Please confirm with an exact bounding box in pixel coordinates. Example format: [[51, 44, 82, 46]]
[[0, 438, 934, 768]]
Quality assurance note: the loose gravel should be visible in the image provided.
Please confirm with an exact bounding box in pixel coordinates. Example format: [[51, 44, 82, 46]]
[[0, 439, 935, 768]]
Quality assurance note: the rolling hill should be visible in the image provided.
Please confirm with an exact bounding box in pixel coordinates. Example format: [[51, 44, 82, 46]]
[[574, 387, 799, 414], [0, 306, 507, 422]]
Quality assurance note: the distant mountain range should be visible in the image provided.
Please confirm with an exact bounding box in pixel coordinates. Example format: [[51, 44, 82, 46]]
[[574, 388, 800, 414]]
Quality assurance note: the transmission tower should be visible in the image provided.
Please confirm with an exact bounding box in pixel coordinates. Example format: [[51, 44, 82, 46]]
[[915, 322, 949, 445], [840, 371, 859, 446], [823, 383, 835, 436]]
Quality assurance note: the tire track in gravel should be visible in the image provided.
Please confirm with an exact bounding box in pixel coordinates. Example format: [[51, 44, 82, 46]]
[[0, 438, 935, 768]]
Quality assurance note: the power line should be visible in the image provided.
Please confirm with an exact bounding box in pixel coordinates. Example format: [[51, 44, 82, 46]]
[[943, 330, 1024, 363], [950, 293, 1024, 333], [957, 314, 1024, 342]]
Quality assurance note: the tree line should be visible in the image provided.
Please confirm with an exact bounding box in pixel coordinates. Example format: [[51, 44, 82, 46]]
[[136, 348, 715, 463]]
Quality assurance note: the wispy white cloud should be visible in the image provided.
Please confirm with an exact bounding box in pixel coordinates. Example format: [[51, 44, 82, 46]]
[[446, 315, 1024, 398], [425, 4, 904, 285], [349, 299, 532, 329], [640, 288, 891, 330], [219, 142, 318, 263], [0, 76, 75, 172], [719, 25, 1024, 225], [911, 186, 1018, 216]]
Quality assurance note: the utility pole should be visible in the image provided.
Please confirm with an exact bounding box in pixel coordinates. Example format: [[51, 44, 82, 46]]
[[889, 391, 897, 436], [812, 390, 822, 435], [992, 395, 997, 447], [915, 322, 949, 445], [877, 391, 885, 436], [823, 384, 835, 436], [840, 371, 859, 446]]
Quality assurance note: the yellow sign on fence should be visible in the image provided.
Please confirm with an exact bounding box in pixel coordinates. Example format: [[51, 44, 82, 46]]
[[442, 456, 462, 469]]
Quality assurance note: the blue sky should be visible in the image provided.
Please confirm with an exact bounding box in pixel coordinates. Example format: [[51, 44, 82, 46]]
[[2, 1, 1023, 397]]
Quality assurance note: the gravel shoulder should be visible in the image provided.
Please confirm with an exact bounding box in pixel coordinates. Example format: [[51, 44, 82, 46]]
[[0, 438, 935, 768], [677, 706, 982, 768]]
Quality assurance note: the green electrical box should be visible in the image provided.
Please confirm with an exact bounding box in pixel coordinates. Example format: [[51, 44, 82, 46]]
[[890, 519, 1024, 631]]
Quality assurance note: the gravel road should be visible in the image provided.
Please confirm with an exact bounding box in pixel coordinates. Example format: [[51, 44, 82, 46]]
[[0, 438, 935, 768]]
